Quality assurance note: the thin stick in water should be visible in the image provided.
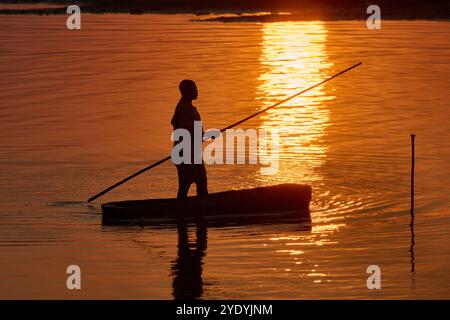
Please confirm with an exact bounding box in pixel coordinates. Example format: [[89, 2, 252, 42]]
[[411, 134, 415, 214], [409, 134, 416, 276]]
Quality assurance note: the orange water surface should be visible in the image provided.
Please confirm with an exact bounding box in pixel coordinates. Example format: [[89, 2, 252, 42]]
[[0, 14, 450, 299]]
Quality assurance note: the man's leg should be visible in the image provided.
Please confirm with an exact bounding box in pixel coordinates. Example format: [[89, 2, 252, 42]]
[[195, 164, 208, 197], [176, 165, 191, 199], [194, 164, 208, 216]]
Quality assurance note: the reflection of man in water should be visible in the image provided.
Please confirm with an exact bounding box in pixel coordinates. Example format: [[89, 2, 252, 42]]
[[171, 80, 208, 199], [171, 219, 207, 299]]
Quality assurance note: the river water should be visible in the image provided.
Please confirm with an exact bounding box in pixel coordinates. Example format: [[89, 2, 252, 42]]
[[0, 14, 449, 299]]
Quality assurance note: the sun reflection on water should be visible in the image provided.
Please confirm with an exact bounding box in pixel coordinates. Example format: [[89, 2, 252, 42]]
[[256, 21, 334, 185], [256, 22, 339, 283]]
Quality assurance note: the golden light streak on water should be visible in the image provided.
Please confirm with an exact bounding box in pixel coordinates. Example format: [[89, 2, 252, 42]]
[[256, 22, 334, 185], [256, 22, 337, 282]]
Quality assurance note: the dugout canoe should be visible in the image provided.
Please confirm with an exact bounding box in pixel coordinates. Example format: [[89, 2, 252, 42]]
[[101, 183, 311, 225]]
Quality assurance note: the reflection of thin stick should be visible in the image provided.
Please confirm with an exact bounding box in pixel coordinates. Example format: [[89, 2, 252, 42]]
[[409, 134, 416, 286]]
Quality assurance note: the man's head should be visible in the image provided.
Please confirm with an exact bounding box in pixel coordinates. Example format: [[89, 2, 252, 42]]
[[179, 79, 198, 100]]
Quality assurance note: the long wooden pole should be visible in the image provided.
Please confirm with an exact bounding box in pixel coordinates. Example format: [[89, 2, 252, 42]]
[[87, 62, 362, 202]]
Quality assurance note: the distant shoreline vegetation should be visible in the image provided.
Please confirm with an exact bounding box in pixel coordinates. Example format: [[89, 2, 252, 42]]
[[0, 0, 449, 21]]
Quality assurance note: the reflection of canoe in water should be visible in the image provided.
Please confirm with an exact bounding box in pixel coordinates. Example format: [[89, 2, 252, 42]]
[[101, 183, 312, 226]]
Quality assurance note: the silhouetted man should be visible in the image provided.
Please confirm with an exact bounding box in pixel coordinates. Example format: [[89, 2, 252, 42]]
[[171, 80, 208, 199]]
